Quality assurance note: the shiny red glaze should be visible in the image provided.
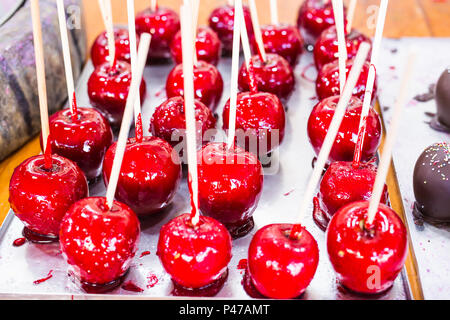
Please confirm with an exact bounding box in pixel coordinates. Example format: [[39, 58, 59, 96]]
[[149, 96, 216, 149], [252, 24, 304, 66], [327, 201, 408, 294], [170, 26, 221, 66], [208, 4, 254, 55], [319, 161, 387, 219], [307, 96, 381, 162], [222, 91, 286, 156], [90, 28, 133, 68], [297, 0, 347, 42], [316, 58, 376, 103], [248, 224, 319, 299], [157, 213, 232, 289], [60, 197, 140, 286], [197, 142, 263, 229], [9, 155, 88, 236], [314, 26, 371, 70], [102, 136, 181, 216], [238, 54, 295, 101], [166, 60, 224, 111], [88, 61, 146, 128], [43, 107, 113, 181], [135, 6, 180, 62]]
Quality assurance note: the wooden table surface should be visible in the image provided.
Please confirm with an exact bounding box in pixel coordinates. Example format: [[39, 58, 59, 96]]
[[1, 0, 449, 300]]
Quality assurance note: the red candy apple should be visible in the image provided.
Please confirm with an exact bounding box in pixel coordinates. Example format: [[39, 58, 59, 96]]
[[102, 136, 181, 216], [208, 3, 254, 55], [252, 24, 304, 66], [222, 91, 285, 157], [135, 6, 180, 63], [248, 224, 319, 299], [157, 213, 232, 295], [170, 26, 221, 66], [166, 60, 224, 111], [90, 28, 133, 68], [149, 96, 216, 150], [88, 60, 146, 128], [197, 142, 263, 238], [9, 154, 88, 240], [327, 201, 408, 294], [60, 197, 140, 292], [314, 26, 371, 70], [238, 53, 295, 101], [316, 58, 376, 103], [44, 107, 113, 181], [307, 96, 381, 162]]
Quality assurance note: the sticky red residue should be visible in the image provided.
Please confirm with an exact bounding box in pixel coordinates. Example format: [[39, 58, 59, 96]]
[[283, 189, 295, 196], [352, 116, 367, 168], [300, 63, 316, 83], [135, 113, 143, 143], [389, 66, 396, 71], [247, 59, 258, 93], [71, 92, 78, 122], [13, 237, 26, 247], [188, 174, 198, 223], [140, 251, 151, 258], [122, 281, 144, 292], [43, 136, 53, 170], [33, 270, 53, 285], [237, 259, 248, 270], [155, 87, 164, 97], [146, 273, 159, 288]]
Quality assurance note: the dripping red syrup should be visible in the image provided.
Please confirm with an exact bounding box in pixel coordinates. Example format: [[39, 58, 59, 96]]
[[171, 269, 228, 297], [352, 116, 368, 169], [135, 113, 143, 143], [122, 281, 144, 292], [71, 92, 79, 122], [33, 270, 53, 285], [140, 251, 151, 258], [300, 63, 316, 83], [23, 227, 58, 244], [187, 173, 198, 222], [43, 135, 53, 170], [312, 197, 329, 231], [13, 237, 26, 247], [247, 60, 258, 93], [147, 272, 159, 288]]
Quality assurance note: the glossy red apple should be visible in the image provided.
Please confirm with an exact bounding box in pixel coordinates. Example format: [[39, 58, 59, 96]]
[[157, 213, 232, 295], [248, 224, 319, 299], [166, 60, 224, 112], [252, 24, 304, 66], [316, 58, 376, 103], [43, 107, 113, 181], [327, 201, 408, 294], [314, 26, 371, 70], [60, 197, 140, 292], [88, 60, 146, 128], [149, 96, 216, 151], [222, 91, 286, 157], [102, 136, 181, 217], [90, 28, 133, 68], [307, 95, 381, 162], [135, 6, 180, 63], [170, 26, 221, 66], [197, 142, 263, 238], [238, 53, 295, 101], [208, 4, 254, 55], [9, 154, 88, 240]]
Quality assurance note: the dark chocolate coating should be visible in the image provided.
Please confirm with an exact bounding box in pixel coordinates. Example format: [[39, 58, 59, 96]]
[[413, 143, 450, 222], [436, 68, 450, 128]]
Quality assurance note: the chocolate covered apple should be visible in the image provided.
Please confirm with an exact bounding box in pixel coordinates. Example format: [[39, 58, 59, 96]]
[[102, 136, 181, 216], [9, 154, 88, 242], [91, 28, 133, 68], [327, 201, 408, 294], [166, 60, 224, 111], [433, 68, 450, 132]]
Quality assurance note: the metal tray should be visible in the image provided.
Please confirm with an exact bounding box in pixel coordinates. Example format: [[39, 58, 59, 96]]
[[0, 46, 412, 299]]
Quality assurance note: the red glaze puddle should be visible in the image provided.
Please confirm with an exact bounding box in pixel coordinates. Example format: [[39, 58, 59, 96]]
[[33, 270, 53, 285], [140, 251, 151, 258], [122, 281, 144, 292], [13, 237, 26, 247]]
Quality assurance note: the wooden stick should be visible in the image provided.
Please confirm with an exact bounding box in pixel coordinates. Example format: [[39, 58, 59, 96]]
[[346, 0, 357, 34], [332, 0, 347, 95], [248, 0, 266, 62], [270, 0, 279, 25], [150, 0, 158, 12], [56, 0, 75, 116], [191, 0, 200, 65], [98, 0, 115, 68], [226, 0, 242, 149], [294, 42, 370, 225], [237, 0, 251, 67], [180, 2, 200, 226], [31, 0, 49, 154], [105, 33, 151, 209], [366, 52, 416, 225]]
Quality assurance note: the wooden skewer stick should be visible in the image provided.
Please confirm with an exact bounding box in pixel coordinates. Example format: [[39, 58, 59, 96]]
[[30, 0, 50, 154], [346, 0, 357, 34], [226, 0, 243, 149], [332, 0, 347, 95], [191, 0, 200, 65], [248, 0, 266, 62], [56, 0, 76, 116], [294, 42, 371, 226], [237, 0, 252, 67], [98, 0, 115, 68], [270, 0, 279, 25], [150, 0, 158, 12], [105, 33, 151, 210], [180, 1, 200, 226], [366, 52, 416, 225]]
